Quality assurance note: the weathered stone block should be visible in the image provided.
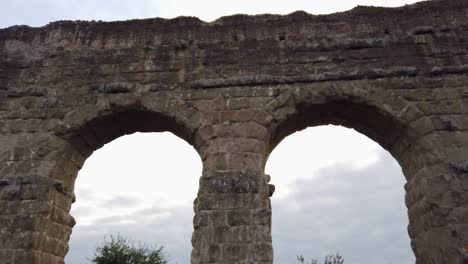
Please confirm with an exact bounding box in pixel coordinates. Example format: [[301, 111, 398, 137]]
[[227, 210, 251, 226]]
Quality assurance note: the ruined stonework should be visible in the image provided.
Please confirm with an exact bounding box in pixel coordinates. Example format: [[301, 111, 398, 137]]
[[0, 0, 467, 263]]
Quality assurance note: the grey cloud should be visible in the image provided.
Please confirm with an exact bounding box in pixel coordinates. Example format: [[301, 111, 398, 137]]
[[271, 149, 414, 264]]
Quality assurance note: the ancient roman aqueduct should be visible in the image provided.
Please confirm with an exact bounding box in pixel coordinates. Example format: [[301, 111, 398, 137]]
[[0, 0, 467, 263]]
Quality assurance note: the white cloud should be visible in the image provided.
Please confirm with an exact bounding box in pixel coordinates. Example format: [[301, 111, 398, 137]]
[[266, 126, 382, 198], [70, 132, 201, 226]]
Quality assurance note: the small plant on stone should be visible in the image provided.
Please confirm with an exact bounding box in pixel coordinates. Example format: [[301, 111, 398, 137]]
[[297, 253, 344, 264], [92, 234, 168, 264]]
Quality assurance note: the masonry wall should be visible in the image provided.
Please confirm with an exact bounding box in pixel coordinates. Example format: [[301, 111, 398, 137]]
[[0, 0, 467, 263]]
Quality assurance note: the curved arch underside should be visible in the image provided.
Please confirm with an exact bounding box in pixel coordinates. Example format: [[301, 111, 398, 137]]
[[0, 0, 467, 263], [270, 100, 406, 154], [64, 107, 195, 158]]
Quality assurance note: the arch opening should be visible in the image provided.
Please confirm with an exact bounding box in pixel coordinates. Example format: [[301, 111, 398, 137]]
[[266, 125, 415, 263], [65, 132, 202, 264]]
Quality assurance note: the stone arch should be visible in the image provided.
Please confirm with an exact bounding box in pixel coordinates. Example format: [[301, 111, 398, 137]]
[[61, 105, 195, 160], [50, 93, 203, 184], [11, 99, 203, 264], [268, 86, 420, 165], [265, 85, 465, 264]]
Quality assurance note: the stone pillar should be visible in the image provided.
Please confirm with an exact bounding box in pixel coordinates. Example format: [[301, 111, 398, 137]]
[[400, 130, 468, 264], [0, 133, 78, 264], [191, 123, 273, 264], [0, 175, 75, 264]]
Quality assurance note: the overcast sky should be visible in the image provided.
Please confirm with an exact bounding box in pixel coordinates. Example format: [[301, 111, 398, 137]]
[[1, 1, 422, 263]]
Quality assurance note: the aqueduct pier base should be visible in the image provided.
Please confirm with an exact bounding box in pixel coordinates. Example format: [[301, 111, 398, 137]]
[[0, 0, 467, 263]]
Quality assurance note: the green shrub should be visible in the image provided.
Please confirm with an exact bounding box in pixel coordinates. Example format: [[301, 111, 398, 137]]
[[92, 235, 168, 264]]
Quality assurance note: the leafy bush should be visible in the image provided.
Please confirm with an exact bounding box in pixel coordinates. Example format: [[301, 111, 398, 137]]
[[297, 253, 344, 264], [92, 235, 168, 264]]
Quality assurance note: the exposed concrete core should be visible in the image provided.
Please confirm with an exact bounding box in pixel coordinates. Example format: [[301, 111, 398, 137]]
[[0, 0, 467, 263]]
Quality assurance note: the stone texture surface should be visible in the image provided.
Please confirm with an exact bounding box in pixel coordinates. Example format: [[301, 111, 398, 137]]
[[0, 0, 468, 263]]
